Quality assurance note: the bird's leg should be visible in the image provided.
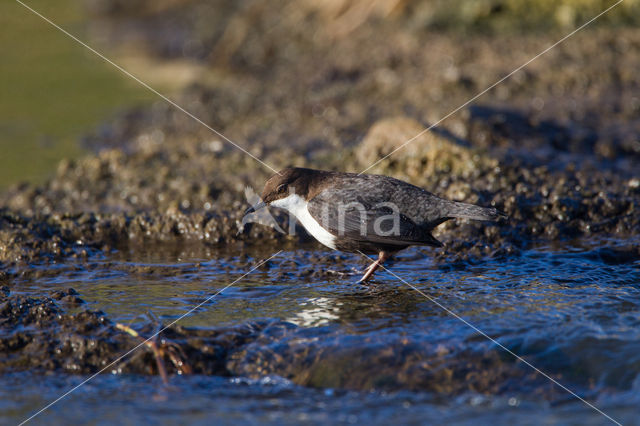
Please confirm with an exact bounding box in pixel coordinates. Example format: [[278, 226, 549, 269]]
[[357, 251, 389, 283]]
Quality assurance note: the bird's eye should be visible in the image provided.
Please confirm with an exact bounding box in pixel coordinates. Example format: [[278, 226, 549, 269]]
[[277, 184, 286, 193]]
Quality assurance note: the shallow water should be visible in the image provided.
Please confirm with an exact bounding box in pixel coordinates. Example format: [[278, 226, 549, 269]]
[[3, 372, 638, 426], [4, 238, 640, 425]]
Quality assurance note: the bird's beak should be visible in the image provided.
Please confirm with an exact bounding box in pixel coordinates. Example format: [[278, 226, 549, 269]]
[[244, 201, 267, 215]]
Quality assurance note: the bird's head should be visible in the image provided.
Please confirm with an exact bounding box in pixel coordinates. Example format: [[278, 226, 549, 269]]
[[245, 167, 314, 214]]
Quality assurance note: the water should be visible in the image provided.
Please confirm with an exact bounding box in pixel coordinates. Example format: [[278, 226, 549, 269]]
[[3, 238, 639, 424], [3, 373, 636, 425]]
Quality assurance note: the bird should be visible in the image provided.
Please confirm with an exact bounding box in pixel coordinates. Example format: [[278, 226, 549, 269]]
[[245, 167, 506, 282]]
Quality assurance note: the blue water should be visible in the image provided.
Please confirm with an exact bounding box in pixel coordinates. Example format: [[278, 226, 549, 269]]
[[3, 238, 640, 425]]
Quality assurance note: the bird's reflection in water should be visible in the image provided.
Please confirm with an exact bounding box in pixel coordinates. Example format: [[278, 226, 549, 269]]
[[287, 297, 341, 327]]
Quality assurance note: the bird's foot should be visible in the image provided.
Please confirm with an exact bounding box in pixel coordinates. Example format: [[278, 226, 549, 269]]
[[356, 275, 372, 284]]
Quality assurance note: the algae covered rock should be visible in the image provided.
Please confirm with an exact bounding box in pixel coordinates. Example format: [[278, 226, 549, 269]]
[[354, 116, 497, 183]]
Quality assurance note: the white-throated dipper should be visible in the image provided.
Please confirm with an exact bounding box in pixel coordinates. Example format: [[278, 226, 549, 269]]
[[246, 167, 506, 282]]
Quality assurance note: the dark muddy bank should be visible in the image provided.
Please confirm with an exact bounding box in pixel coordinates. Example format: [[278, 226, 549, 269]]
[[3, 2, 639, 265]]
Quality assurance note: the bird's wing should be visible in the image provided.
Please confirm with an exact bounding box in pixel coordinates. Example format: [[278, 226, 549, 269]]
[[307, 188, 443, 248]]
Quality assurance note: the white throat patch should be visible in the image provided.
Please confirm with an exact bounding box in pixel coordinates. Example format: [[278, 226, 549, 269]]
[[270, 194, 337, 249]]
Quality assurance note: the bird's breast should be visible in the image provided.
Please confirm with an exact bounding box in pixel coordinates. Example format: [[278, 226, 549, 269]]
[[270, 194, 337, 250]]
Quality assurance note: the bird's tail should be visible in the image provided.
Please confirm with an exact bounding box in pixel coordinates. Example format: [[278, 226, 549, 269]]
[[446, 200, 507, 222]]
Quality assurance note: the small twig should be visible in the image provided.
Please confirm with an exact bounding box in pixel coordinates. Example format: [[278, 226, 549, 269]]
[[115, 317, 193, 383], [165, 344, 193, 375], [115, 323, 169, 385]]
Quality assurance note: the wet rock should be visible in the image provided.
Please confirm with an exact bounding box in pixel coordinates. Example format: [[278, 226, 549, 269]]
[[226, 323, 545, 395], [0, 292, 266, 376], [50, 288, 85, 306], [0, 292, 550, 396], [0, 208, 293, 268]]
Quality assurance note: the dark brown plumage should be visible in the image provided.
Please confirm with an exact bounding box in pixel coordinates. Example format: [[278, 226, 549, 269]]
[[248, 167, 506, 282]]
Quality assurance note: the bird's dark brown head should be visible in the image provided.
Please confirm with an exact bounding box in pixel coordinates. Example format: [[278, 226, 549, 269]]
[[260, 167, 315, 204], [245, 167, 329, 215]]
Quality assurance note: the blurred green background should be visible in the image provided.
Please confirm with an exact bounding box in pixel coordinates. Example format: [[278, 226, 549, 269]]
[[0, 0, 153, 189]]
